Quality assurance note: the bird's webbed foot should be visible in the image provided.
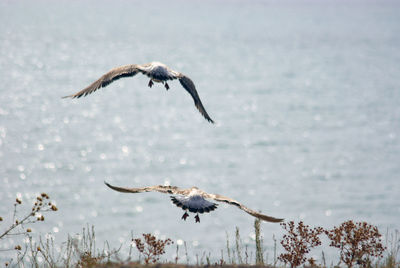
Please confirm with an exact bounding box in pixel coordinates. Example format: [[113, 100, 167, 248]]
[[148, 80, 154, 88], [195, 214, 200, 223], [164, 82, 169, 90], [181, 212, 189, 221]]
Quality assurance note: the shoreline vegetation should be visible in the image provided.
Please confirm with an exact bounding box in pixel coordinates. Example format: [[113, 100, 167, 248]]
[[0, 193, 399, 267]]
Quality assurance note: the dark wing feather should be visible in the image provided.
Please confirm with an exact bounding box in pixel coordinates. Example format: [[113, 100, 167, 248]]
[[104, 182, 187, 195], [206, 193, 284, 223], [63, 64, 140, 98], [178, 75, 214, 123]]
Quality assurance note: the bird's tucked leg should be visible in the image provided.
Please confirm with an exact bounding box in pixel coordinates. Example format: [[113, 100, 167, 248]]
[[181, 212, 189, 221], [148, 80, 154, 88], [195, 214, 200, 223], [164, 82, 169, 90]]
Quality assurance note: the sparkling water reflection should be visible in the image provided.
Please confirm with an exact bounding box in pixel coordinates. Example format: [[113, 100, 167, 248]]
[[1, 0, 400, 263]]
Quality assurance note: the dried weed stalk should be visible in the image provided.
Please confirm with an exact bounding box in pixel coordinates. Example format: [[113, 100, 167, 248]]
[[0, 192, 57, 254], [384, 229, 399, 268], [254, 218, 264, 265], [235, 226, 243, 264], [0, 193, 57, 240]]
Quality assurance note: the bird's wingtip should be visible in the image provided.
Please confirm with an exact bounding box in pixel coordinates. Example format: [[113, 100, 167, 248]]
[[270, 217, 284, 223], [62, 94, 77, 99], [257, 212, 284, 223]]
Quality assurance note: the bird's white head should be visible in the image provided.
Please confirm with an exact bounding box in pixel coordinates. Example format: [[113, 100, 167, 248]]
[[150, 61, 166, 67], [188, 186, 200, 196]]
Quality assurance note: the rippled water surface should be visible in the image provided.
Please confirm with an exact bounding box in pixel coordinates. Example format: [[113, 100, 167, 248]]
[[1, 0, 399, 263]]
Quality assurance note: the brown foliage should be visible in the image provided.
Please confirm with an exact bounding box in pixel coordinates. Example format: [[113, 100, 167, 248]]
[[77, 251, 104, 267], [325, 220, 385, 268], [278, 221, 324, 267], [133, 233, 173, 264]]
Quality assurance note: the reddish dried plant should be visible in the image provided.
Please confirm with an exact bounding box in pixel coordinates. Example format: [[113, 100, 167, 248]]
[[325, 220, 385, 268], [278, 221, 324, 267], [133, 233, 173, 264]]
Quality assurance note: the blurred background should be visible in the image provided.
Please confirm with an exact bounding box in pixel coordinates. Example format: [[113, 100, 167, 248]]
[[0, 0, 399, 263]]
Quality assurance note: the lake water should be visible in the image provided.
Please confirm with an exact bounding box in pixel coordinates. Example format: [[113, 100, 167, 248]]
[[1, 0, 399, 264]]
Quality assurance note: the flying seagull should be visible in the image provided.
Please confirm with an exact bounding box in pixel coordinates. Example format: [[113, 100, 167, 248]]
[[105, 182, 283, 223], [63, 62, 214, 123]]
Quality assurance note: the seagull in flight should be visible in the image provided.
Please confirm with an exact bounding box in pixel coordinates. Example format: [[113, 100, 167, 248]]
[[105, 182, 283, 223], [63, 62, 214, 123]]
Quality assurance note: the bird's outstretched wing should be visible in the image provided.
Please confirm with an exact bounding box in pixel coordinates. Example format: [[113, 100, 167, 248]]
[[104, 182, 188, 195], [204, 193, 284, 223], [62, 64, 140, 98], [178, 75, 214, 123], [105, 182, 282, 222]]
